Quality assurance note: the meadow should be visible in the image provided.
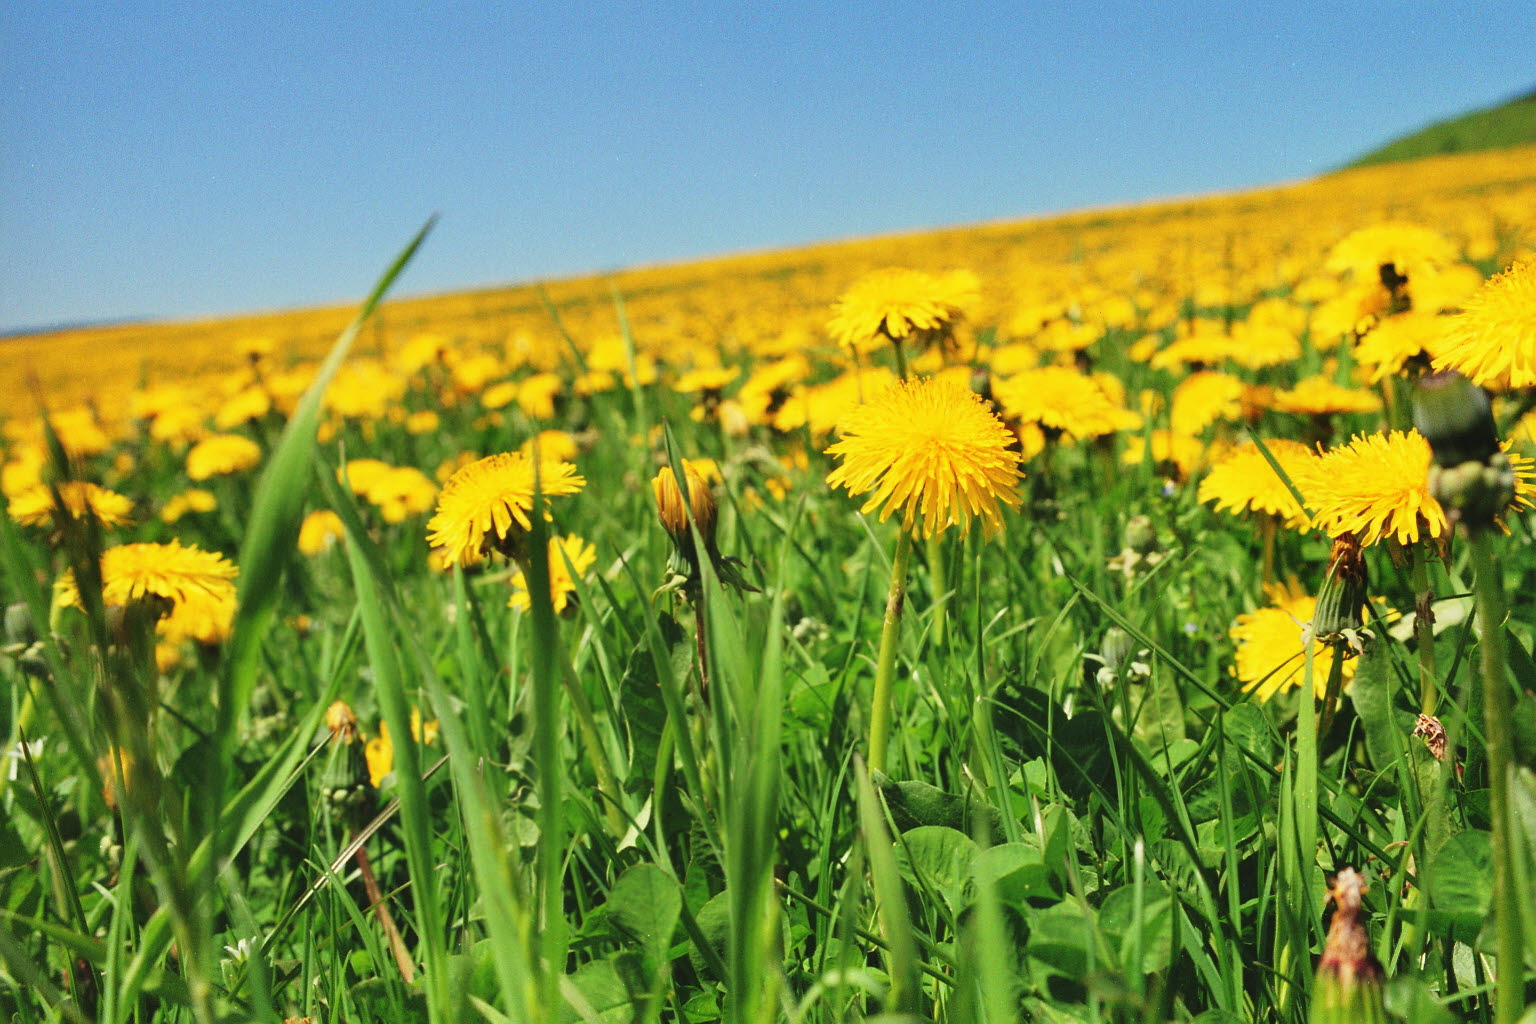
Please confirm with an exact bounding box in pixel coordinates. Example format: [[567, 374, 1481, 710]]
[[3, 142, 1536, 1023]]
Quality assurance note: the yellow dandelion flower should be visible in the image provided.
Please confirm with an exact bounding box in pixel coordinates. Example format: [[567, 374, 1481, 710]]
[[186, 434, 262, 480], [1268, 376, 1381, 417], [1169, 371, 1246, 436], [1198, 439, 1317, 529], [9, 482, 134, 529], [1307, 430, 1447, 545], [425, 452, 585, 566], [994, 366, 1141, 440], [673, 366, 740, 393], [828, 268, 978, 354], [1326, 223, 1458, 286], [298, 510, 347, 555], [160, 488, 217, 524], [1353, 311, 1444, 383], [1433, 260, 1536, 390], [1230, 580, 1358, 702], [56, 540, 238, 631], [825, 376, 1022, 539], [520, 430, 580, 463], [509, 534, 597, 613], [213, 386, 272, 430], [404, 410, 440, 435]]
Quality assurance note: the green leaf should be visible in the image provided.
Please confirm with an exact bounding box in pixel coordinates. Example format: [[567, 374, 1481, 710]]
[[1025, 899, 1099, 980], [556, 964, 632, 1024], [894, 826, 978, 918], [1098, 881, 1175, 975], [608, 863, 682, 987], [875, 773, 1007, 844], [615, 615, 685, 793], [1348, 636, 1402, 777], [973, 840, 1057, 904], [1425, 829, 1492, 942]]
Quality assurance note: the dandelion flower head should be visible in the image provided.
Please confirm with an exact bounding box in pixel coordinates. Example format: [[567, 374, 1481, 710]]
[[1433, 260, 1536, 390], [828, 268, 979, 354], [825, 376, 1022, 538], [1198, 439, 1317, 529], [1230, 579, 1357, 702], [425, 452, 585, 566], [56, 540, 238, 630], [1307, 430, 1446, 546], [509, 534, 597, 614], [9, 482, 134, 530]]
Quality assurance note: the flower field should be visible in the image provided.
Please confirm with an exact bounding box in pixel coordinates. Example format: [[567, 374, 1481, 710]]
[[4, 142, 1536, 1022]]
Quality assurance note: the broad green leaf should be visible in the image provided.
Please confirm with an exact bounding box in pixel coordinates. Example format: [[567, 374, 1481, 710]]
[[894, 826, 978, 918], [1425, 829, 1492, 943], [608, 863, 682, 985]]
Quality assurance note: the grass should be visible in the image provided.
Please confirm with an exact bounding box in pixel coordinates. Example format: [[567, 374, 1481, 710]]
[[3, 150, 1536, 1023], [1345, 87, 1536, 169]]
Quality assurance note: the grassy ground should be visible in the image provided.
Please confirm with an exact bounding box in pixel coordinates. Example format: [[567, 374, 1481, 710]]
[[1346, 88, 1536, 169], [3, 151, 1536, 1023]]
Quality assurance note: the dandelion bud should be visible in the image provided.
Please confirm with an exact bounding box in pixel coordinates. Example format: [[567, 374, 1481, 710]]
[[324, 700, 359, 744], [1313, 534, 1369, 646], [652, 461, 716, 547], [1100, 626, 1136, 673], [1123, 514, 1158, 556], [1412, 371, 1498, 469], [1428, 452, 1516, 532], [4, 602, 36, 648], [1311, 868, 1386, 1024]]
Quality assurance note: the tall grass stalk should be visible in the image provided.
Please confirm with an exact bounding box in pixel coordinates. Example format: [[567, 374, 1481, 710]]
[[1468, 529, 1525, 1023], [868, 529, 914, 775]]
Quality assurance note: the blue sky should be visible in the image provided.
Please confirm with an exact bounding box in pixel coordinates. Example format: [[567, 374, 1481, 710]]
[[3, 2, 1533, 333]]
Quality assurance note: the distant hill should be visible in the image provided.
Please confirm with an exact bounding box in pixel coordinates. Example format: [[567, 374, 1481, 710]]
[[1346, 86, 1536, 168]]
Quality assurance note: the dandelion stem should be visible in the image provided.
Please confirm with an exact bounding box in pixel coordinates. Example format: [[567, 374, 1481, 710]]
[[1467, 528, 1523, 1024], [1408, 543, 1438, 716], [925, 532, 947, 648], [868, 530, 914, 775]]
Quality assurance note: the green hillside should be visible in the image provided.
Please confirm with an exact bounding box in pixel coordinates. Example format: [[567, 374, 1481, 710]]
[[1347, 85, 1536, 168]]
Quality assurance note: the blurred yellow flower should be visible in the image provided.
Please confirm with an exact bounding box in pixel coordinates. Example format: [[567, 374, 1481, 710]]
[[1230, 580, 1357, 702], [186, 434, 262, 480], [1198, 439, 1316, 529], [365, 710, 440, 788], [509, 534, 597, 613], [10, 482, 134, 530], [160, 488, 217, 524], [56, 540, 238, 643], [299, 510, 347, 555], [828, 268, 978, 355]]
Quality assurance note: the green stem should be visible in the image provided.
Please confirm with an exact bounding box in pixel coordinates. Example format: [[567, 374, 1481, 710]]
[[1468, 529, 1524, 1024], [1408, 543, 1439, 716], [868, 531, 915, 775], [925, 532, 947, 648]]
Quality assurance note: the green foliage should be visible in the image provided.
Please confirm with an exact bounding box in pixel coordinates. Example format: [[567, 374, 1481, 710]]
[[1345, 89, 1536, 168]]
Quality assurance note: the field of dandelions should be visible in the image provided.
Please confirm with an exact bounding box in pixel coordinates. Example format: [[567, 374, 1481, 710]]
[[4, 144, 1536, 1024]]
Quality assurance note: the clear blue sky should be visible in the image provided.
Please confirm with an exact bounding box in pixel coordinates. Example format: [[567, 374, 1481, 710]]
[[3, 2, 1533, 333]]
